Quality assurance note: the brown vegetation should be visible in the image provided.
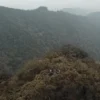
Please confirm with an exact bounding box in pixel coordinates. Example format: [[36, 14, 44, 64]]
[[0, 45, 100, 100]]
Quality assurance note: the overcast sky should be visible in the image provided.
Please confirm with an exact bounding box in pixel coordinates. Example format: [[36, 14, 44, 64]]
[[0, 0, 100, 11]]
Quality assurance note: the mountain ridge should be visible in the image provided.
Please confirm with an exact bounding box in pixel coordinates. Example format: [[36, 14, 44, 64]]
[[0, 6, 100, 74]]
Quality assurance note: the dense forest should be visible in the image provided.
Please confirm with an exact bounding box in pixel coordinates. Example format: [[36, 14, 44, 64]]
[[0, 6, 100, 100], [0, 45, 100, 100], [0, 6, 100, 75]]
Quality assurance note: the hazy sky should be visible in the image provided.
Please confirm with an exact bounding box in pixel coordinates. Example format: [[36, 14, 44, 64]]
[[0, 0, 100, 11]]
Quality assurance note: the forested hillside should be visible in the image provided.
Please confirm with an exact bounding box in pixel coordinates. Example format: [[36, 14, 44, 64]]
[[0, 6, 100, 74], [0, 45, 100, 100], [88, 12, 100, 28]]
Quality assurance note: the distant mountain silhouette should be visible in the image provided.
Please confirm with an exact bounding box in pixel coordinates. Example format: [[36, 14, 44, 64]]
[[62, 8, 90, 16]]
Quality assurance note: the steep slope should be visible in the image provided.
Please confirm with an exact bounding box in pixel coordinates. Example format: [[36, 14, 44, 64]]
[[0, 6, 100, 74], [0, 45, 100, 100]]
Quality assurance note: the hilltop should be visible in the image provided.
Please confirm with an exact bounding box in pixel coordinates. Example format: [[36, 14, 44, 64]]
[[0, 45, 100, 100]]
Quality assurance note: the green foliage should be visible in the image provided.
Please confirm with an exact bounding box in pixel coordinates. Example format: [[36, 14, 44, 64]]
[[0, 6, 100, 75], [0, 6, 100, 99]]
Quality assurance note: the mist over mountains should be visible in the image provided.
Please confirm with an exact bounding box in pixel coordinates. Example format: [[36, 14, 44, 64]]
[[0, 6, 100, 74], [0, 6, 100, 100], [62, 8, 90, 16]]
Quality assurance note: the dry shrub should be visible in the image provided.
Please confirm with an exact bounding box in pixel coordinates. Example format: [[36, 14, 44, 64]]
[[0, 45, 100, 100]]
